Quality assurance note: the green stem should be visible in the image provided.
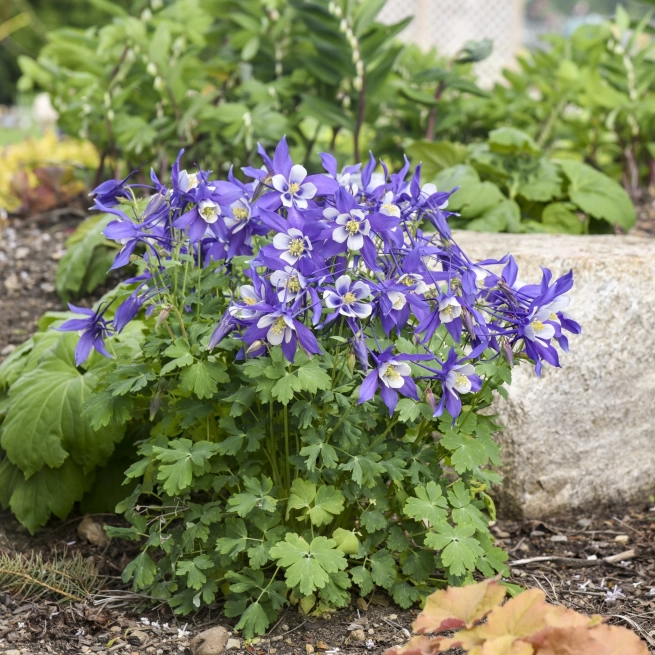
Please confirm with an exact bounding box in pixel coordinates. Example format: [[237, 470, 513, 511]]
[[284, 404, 291, 491], [196, 246, 202, 318]]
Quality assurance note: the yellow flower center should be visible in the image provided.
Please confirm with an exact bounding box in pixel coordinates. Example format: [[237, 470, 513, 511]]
[[289, 182, 301, 194], [383, 365, 402, 381], [401, 276, 415, 287], [441, 304, 453, 316], [233, 207, 248, 220], [345, 218, 361, 234], [200, 205, 217, 221], [455, 373, 469, 387], [342, 292, 357, 304], [288, 276, 301, 293], [531, 320, 545, 332], [382, 203, 397, 213], [271, 316, 287, 334], [243, 296, 257, 305], [288, 238, 305, 257], [187, 173, 199, 189], [550, 312, 558, 321]]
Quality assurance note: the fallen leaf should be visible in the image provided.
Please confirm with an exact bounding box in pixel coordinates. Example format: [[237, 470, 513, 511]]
[[413, 578, 507, 634]]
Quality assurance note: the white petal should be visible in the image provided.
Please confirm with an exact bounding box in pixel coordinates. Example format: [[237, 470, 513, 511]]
[[352, 302, 372, 318], [258, 315, 276, 328], [267, 326, 284, 345], [289, 164, 308, 185], [393, 362, 412, 377], [280, 251, 297, 265], [272, 174, 288, 193], [273, 233, 292, 250], [296, 182, 316, 200], [348, 233, 364, 250], [333, 226, 349, 243], [352, 281, 371, 299], [324, 291, 341, 308], [294, 197, 308, 209], [324, 207, 339, 220]]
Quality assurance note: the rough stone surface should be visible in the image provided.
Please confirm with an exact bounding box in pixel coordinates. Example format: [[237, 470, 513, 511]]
[[190, 626, 230, 655], [453, 231, 655, 517]]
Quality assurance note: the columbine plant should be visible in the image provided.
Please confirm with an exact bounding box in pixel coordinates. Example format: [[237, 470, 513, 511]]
[[61, 137, 579, 636]]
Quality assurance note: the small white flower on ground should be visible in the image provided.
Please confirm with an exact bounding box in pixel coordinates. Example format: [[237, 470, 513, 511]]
[[177, 624, 190, 638], [366, 639, 375, 649], [140, 617, 151, 626], [604, 587, 625, 603]]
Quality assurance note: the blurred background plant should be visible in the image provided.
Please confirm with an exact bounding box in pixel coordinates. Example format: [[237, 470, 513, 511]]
[[1, 0, 654, 234]]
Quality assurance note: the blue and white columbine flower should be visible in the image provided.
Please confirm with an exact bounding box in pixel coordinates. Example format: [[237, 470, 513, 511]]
[[272, 165, 317, 209], [332, 209, 371, 251], [272, 228, 313, 266], [323, 275, 372, 319], [270, 267, 307, 302]]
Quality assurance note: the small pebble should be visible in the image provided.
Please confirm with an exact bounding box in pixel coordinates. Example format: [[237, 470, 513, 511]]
[[550, 535, 568, 542], [351, 630, 366, 643], [281, 625, 290, 631], [368, 628, 374, 635], [226, 638, 241, 650], [387, 614, 397, 621], [530, 530, 546, 537], [306, 644, 315, 654], [614, 534, 629, 544]]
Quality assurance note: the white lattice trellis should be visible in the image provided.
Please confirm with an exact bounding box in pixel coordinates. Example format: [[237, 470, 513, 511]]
[[378, 0, 525, 85]]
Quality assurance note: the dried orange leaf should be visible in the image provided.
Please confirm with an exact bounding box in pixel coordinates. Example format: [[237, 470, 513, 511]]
[[543, 606, 604, 629], [471, 635, 534, 655], [413, 578, 507, 633], [529, 624, 649, 655], [476, 588, 550, 641], [383, 635, 451, 655]]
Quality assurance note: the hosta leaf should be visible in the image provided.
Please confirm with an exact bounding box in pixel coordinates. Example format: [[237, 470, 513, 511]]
[[413, 577, 506, 633], [559, 160, 635, 229]]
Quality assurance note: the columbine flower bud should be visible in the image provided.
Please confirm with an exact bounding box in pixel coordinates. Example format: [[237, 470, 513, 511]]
[[246, 340, 264, 354], [156, 305, 172, 327], [425, 387, 437, 412], [347, 350, 356, 374], [147, 62, 158, 77], [501, 338, 514, 366]]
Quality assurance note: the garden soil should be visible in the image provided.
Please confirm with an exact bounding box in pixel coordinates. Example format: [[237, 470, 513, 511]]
[[0, 505, 653, 655]]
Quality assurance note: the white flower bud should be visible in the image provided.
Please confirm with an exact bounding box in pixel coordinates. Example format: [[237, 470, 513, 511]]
[[146, 62, 158, 76], [107, 109, 115, 121], [339, 18, 347, 32], [356, 60, 364, 76], [334, 4, 343, 17], [141, 8, 152, 21], [82, 104, 91, 115], [328, 2, 336, 14], [342, 95, 351, 109], [353, 76, 363, 91], [104, 92, 111, 107], [151, 0, 163, 8], [243, 111, 252, 127], [154, 76, 165, 91]]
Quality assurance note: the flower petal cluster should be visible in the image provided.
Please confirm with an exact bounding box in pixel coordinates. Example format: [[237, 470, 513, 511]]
[[76, 136, 579, 418]]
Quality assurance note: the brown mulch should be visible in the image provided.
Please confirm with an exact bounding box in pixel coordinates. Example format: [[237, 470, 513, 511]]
[[0, 503, 654, 655]]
